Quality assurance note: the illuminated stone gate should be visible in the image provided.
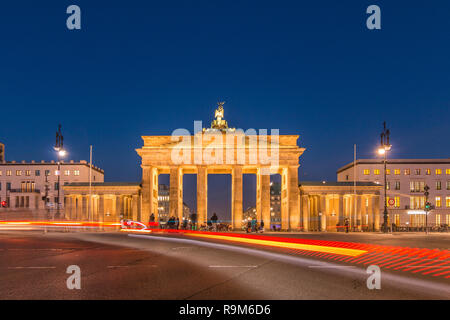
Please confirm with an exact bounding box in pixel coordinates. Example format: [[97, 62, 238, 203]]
[[136, 103, 305, 230]]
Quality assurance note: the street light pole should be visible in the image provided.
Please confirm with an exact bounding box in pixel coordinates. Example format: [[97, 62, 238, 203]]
[[378, 122, 391, 234], [54, 124, 65, 219]]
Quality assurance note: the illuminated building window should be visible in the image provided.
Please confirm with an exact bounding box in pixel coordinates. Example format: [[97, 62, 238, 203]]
[[394, 169, 400, 175], [436, 181, 442, 190], [394, 196, 400, 208], [394, 214, 400, 226], [410, 181, 424, 193], [386, 181, 390, 190], [436, 169, 442, 175], [426, 169, 431, 175], [363, 169, 370, 175], [374, 169, 380, 175], [414, 169, 421, 175], [25, 170, 31, 176], [64, 170, 70, 176], [446, 169, 450, 175], [447, 214, 450, 225], [395, 181, 401, 190], [447, 181, 450, 190], [410, 214, 425, 227], [45, 170, 50, 176], [74, 170, 80, 176], [6, 170, 11, 176], [436, 214, 441, 226], [386, 169, 391, 175], [446, 196, 450, 208], [0, 170, 2, 176], [404, 169, 410, 175], [410, 196, 425, 209], [436, 197, 441, 207], [16, 170, 22, 176]]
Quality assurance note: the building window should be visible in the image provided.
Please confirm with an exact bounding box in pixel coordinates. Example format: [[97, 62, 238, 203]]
[[404, 169, 410, 175], [363, 169, 370, 175], [394, 196, 400, 208], [64, 170, 70, 176], [436, 214, 441, 226], [395, 181, 401, 190], [45, 170, 50, 176], [446, 169, 450, 175], [0, 170, 2, 176], [447, 181, 450, 190], [54, 182, 59, 190], [410, 214, 425, 227], [386, 169, 391, 175], [6, 170, 11, 176], [414, 169, 421, 175], [436, 169, 442, 175], [25, 170, 31, 176], [35, 170, 40, 176], [446, 196, 450, 208], [16, 170, 22, 176], [374, 169, 380, 175], [394, 214, 400, 226], [410, 181, 424, 193], [74, 170, 80, 176], [6, 182, 11, 191], [436, 181, 442, 190], [436, 197, 441, 207], [386, 181, 390, 190], [447, 214, 450, 225], [426, 169, 431, 175], [410, 196, 425, 209], [394, 169, 400, 175]]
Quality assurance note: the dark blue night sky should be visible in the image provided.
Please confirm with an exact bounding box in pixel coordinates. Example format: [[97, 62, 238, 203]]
[[1, 1, 449, 219]]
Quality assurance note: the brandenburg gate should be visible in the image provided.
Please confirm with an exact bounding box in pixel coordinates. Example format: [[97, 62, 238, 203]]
[[136, 103, 305, 230]]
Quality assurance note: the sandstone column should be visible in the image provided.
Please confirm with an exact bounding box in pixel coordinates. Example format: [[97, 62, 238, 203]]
[[373, 195, 380, 231], [116, 195, 122, 221], [338, 194, 344, 226], [288, 166, 300, 230], [169, 167, 183, 221], [356, 194, 362, 230], [98, 195, 104, 223], [257, 168, 271, 231], [280, 168, 289, 230], [320, 194, 327, 232], [232, 166, 243, 230], [367, 195, 374, 231], [141, 165, 158, 224], [132, 195, 139, 221], [301, 194, 309, 231], [197, 166, 208, 227]]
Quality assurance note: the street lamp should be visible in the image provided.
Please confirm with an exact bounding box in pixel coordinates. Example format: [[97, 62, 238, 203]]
[[54, 124, 66, 219], [378, 122, 391, 233]]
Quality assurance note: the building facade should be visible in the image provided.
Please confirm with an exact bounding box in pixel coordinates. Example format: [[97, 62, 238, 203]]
[[299, 181, 382, 232], [0, 159, 104, 211], [337, 159, 450, 228]]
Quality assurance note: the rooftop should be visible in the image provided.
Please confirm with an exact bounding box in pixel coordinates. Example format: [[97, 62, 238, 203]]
[[65, 182, 140, 187], [337, 158, 450, 174], [299, 181, 380, 187]]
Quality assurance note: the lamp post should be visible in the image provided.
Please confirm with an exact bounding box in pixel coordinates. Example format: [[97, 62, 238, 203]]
[[378, 122, 391, 233], [54, 124, 66, 219]]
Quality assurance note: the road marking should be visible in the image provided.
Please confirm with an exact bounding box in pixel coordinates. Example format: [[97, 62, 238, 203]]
[[107, 265, 157, 268], [209, 265, 258, 268], [308, 265, 357, 269], [7, 266, 56, 269]]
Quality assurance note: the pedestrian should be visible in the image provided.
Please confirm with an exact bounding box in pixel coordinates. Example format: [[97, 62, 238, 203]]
[[176, 217, 180, 230], [345, 219, 349, 233], [251, 218, 257, 233], [247, 220, 251, 233], [260, 220, 264, 233]]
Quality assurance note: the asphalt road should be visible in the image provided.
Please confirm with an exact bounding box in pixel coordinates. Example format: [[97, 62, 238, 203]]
[[0, 231, 448, 300]]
